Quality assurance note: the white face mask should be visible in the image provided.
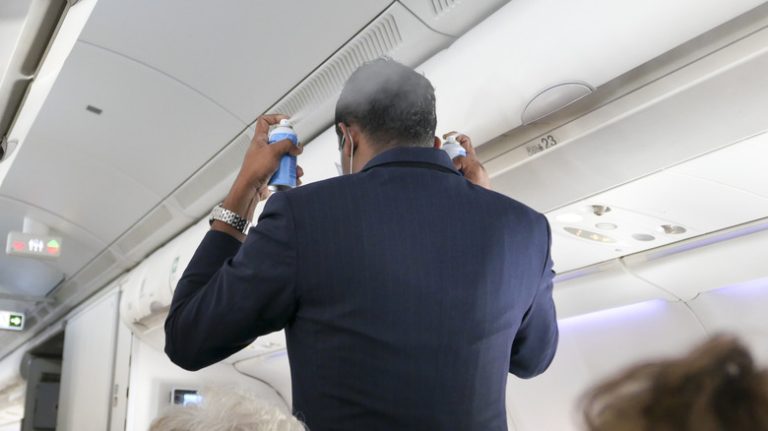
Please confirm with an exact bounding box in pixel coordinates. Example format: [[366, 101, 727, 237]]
[[335, 133, 354, 176]]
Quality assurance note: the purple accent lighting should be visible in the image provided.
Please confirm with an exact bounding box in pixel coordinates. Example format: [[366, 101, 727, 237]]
[[558, 299, 670, 330]]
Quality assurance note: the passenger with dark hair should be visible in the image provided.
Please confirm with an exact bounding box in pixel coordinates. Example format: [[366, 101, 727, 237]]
[[166, 58, 557, 430], [582, 335, 768, 431]]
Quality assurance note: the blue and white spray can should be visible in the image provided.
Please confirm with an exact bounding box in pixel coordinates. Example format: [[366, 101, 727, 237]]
[[441, 135, 467, 160], [268, 119, 299, 192]]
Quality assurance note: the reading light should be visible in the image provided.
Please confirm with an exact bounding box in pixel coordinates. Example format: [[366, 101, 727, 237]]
[[564, 227, 616, 243]]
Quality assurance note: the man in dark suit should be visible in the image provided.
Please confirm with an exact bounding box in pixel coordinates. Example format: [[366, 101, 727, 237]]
[[165, 59, 558, 431]]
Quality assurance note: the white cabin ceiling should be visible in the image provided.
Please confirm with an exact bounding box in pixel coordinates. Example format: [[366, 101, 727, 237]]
[[0, 0, 508, 359], [77, 0, 394, 123], [1, 0, 767, 359]]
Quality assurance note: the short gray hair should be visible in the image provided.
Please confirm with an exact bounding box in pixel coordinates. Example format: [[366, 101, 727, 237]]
[[149, 387, 306, 431]]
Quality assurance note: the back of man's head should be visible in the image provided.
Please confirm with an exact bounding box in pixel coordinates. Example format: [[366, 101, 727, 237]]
[[335, 58, 437, 148]]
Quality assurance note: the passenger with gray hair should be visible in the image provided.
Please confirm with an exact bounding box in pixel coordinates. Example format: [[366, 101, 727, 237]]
[[149, 387, 305, 431]]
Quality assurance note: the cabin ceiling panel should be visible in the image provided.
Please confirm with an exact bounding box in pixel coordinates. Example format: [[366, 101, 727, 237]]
[[77, 0, 393, 122], [0, 41, 244, 241]]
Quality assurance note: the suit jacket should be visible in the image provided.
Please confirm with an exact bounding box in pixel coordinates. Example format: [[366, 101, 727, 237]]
[[165, 146, 558, 431]]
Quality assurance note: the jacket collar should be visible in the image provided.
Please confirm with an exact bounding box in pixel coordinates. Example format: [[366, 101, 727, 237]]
[[361, 147, 461, 176]]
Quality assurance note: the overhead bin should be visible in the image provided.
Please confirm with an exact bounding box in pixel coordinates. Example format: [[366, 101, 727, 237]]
[[119, 218, 288, 361], [487, 21, 768, 213], [267, 2, 453, 142], [171, 0, 507, 217], [399, 0, 509, 36], [120, 219, 208, 349], [417, 0, 765, 147], [78, 0, 394, 123], [297, 0, 767, 191]]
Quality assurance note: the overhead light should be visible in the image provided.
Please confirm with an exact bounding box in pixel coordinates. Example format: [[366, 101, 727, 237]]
[[632, 233, 655, 242], [556, 213, 584, 223], [564, 227, 616, 243], [660, 224, 687, 235]]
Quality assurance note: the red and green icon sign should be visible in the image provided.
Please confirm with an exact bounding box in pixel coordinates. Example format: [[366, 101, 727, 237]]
[[5, 232, 62, 258], [47, 239, 60, 255]]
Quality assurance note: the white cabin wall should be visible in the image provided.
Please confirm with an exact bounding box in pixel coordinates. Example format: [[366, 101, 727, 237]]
[[124, 337, 286, 431], [687, 277, 768, 363], [0, 422, 20, 431], [504, 276, 768, 431], [57, 290, 121, 431], [505, 300, 708, 430]]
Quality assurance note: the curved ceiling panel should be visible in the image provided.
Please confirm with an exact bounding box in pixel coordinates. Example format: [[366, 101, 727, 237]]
[[0, 197, 101, 286], [0, 257, 61, 297], [0, 41, 244, 241], [77, 0, 393, 122]]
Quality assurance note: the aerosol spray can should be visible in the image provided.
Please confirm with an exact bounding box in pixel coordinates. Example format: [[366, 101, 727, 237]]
[[268, 119, 299, 192], [441, 135, 467, 160]]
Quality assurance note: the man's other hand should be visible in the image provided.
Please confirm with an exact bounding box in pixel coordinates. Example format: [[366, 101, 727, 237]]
[[443, 132, 491, 189]]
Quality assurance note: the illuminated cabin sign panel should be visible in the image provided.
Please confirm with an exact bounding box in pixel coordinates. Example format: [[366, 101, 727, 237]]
[[5, 231, 62, 258], [0, 311, 25, 331]]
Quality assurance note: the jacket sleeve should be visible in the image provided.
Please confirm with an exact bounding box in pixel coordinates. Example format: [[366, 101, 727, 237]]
[[164, 192, 298, 371], [509, 215, 559, 378]]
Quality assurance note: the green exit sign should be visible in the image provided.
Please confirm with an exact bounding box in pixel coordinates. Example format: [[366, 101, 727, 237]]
[[0, 311, 25, 331], [5, 231, 62, 259]]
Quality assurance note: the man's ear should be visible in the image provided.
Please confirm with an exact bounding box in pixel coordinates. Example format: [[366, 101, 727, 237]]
[[433, 136, 441, 149]]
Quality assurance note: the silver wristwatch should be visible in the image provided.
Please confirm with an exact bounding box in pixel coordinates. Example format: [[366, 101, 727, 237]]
[[209, 204, 250, 234]]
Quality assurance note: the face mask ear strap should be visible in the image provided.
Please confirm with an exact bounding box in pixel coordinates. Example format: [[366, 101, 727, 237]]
[[348, 132, 355, 174]]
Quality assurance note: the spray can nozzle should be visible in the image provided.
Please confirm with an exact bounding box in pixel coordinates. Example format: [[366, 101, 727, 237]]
[[441, 134, 466, 160]]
